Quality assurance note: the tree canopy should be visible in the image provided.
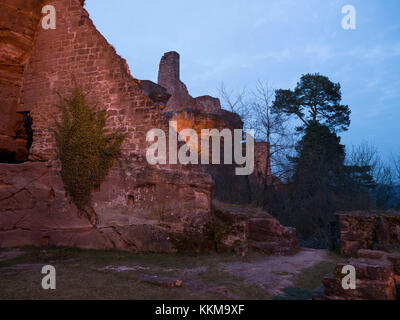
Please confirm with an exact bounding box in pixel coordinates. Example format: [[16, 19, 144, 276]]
[[272, 73, 351, 132]]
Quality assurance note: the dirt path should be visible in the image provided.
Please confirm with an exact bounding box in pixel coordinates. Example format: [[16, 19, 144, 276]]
[[221, 248, 330, 296]]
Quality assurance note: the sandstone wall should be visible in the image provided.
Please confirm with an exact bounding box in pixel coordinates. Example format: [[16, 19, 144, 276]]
[[0, 0, 213, 252], [0, 0, 296, 253], [335, 211, 400, 256]]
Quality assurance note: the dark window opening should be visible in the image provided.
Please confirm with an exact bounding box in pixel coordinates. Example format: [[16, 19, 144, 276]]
[[127, 195, 135, 206], [49, 188, 55, 200], [41, 236, 50, 247]]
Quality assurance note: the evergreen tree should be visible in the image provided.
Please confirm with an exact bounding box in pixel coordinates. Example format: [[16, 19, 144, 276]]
[[286, 123, 346, 244], [272, 74, 353, 246], [273, 73, 351, 132]]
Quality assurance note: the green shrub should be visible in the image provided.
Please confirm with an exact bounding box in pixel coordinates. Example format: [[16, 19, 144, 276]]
[[55, 86, 125, 225]]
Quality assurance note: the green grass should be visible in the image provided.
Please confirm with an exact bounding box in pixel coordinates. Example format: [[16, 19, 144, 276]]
[[0, 247, 270, 300]]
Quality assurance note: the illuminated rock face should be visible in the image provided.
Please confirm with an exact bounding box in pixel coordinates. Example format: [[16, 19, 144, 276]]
[[157, 51, 254, 204], [0, 0, 213, 252]]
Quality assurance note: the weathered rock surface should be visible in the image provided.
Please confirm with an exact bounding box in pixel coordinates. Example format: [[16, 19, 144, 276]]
[[0, 0, 45, 162], [318, 249, 400, 300], [0, 162, 212, 252]]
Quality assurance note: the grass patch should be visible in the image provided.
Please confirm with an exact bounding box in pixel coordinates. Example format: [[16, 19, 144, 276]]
[[0, 247, 270, 300], [274, 251, 343, 300]]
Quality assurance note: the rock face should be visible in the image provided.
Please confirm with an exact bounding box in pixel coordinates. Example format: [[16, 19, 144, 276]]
[[319, 249, 400, 300], [0, 161, 212, 252], [334, 212, 400, 256], [0, 0, 46, 162]]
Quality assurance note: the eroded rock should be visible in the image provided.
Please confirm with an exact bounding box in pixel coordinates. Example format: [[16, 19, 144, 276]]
[[334, 211, 400, 256]]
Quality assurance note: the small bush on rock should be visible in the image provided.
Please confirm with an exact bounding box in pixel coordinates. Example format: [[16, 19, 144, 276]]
[[55, 86, 125, 225]]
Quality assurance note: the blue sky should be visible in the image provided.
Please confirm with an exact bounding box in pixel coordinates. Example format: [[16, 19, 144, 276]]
[[86, 0, 400, 161]]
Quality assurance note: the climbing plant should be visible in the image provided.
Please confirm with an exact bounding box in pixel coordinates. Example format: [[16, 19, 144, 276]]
[[55, 85, 125, 225]]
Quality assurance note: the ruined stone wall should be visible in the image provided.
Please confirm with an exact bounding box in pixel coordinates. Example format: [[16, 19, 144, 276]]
[[158, 51, 195, 112], [158, 51, 223, 114], [0, 0, 297, 253], [318, 249, 400, 300], [0, 0, 213, 252], [335, 211, 400, 256], [157, 51, 254, 204], [195, 95, 222, 114]]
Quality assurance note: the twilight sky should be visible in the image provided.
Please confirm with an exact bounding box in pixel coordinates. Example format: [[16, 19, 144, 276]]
[[85, 0, 400, 161]]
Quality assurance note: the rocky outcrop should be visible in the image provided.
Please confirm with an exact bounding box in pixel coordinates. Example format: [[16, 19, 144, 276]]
[[0, 162, 212, 252], [318, 249, 400, 300], [0, 0, 46, 162], [334, 212, 400, 256]]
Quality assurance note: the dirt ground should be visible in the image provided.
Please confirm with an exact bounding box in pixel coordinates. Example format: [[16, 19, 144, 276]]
[[221, 248, 331, 297], [0, 247, 342, 300]]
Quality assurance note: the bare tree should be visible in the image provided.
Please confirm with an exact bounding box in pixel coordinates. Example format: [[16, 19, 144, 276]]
[[347, 142, 396, 209], [347, 142, 379, 169], [218, 82, 295, 207], [218, 83, 249, 127], [218, 83, 253, 203], [250, 81, 295, 186], [375, 163, 395, 209], [393, 152, 400, 182]]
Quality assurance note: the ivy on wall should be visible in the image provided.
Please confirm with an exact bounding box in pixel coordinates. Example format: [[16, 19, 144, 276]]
[[55, 85, 126, 225]]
